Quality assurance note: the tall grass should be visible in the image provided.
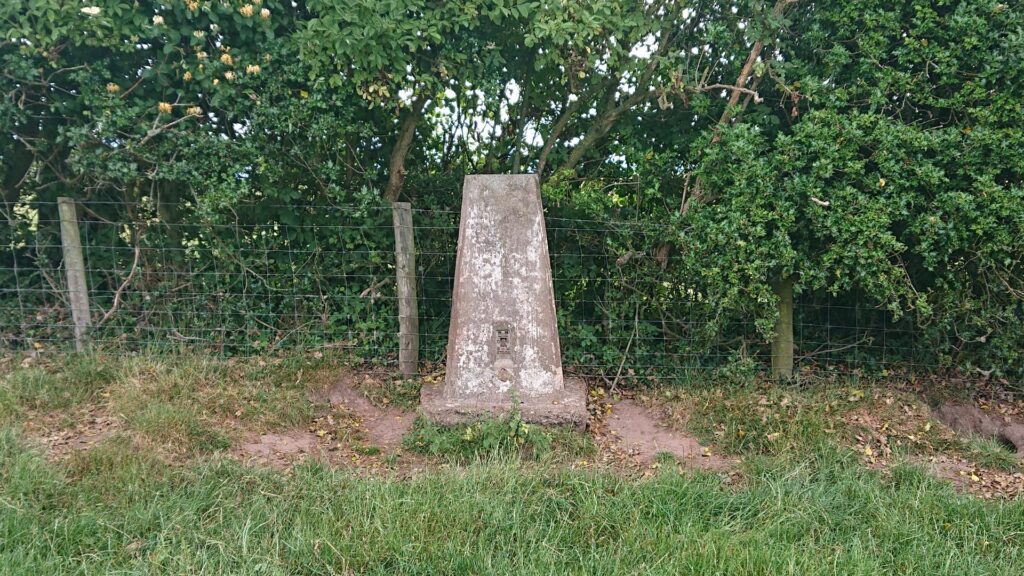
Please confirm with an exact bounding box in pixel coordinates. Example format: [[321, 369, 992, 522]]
[[1, 429, 1022, 575]]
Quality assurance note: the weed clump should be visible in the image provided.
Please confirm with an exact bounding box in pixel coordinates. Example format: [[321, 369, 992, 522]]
[[404, 410, 552, 461]]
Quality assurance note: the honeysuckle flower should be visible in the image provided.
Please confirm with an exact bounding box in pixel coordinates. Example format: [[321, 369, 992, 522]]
[[245, 64, 260, 75], [186, 106, 202, 116], [219, 53, 233, 65], [239, 4, 255, 17], [158, 102, 173, 114], [224, 71, 236, 81], [183, 71, 193, 82], [152, 15, 165, 26], [105, 83, 120, 93], [196, 51, 208, 60], [80, 7, 101, 16], [260, 8, 270, 20]]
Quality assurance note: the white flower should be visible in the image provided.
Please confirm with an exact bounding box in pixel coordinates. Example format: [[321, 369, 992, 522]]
[[80, 7, 101, 16], [152, 15, 165, 26]]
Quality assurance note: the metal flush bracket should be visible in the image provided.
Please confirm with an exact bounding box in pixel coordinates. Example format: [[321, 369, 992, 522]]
[[493, 321, 514, 381]]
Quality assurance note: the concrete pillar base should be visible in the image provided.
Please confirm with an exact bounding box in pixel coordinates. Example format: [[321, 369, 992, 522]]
[[420, 377, 587, 430]]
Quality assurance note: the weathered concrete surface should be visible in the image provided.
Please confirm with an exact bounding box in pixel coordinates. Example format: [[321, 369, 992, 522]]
[[420, 377, 587, 429], [421, 174, 586, 429]]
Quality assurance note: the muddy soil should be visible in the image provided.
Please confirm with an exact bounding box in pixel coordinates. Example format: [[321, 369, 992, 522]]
[[590, 395, 736, 474]]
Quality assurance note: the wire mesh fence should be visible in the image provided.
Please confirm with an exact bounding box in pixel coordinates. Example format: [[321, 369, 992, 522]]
[[0, 197, 979, 386]]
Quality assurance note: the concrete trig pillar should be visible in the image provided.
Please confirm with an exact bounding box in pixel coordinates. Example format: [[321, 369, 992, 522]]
[[420, 175, 586, 428]]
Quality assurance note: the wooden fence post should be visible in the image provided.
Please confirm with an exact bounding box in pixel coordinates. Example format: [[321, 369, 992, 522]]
[[771, 277, 794, 379], [57, 197, 91, 352], [392, 202, 419, 377]]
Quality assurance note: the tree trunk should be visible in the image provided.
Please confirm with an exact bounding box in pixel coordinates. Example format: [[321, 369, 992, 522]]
[[383, 95, 428, 203], [2, 137, 34, 215]]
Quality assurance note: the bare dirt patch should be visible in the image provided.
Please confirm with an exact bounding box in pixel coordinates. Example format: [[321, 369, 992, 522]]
[[236, 369, 420, 472], [22, 403, 121, 461], [323, 373, 416, 450], [236, 430, 319, 469], [588, 390, 736, 475], [840, 393, 1024, 498], [925, 454, 1024, 499]]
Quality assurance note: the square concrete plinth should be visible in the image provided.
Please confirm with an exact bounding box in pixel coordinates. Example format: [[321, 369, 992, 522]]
[[420, 377, 587, 429], [421, 174, 587, 430]]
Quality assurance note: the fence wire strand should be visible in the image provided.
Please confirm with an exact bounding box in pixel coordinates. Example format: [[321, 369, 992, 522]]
[[0, 199, 981, 385]]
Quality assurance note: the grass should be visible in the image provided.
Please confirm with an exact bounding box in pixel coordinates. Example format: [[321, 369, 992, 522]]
[[963, 436, 1021, 472], [1, 430, 1023, 575], [1, 352, 1022, 574], [0, 355, 114, 421], [2, 351, 323, 456], [126, 401, 232, 455], [403, 411, 595, 463], [667, 380, 1023, 473]]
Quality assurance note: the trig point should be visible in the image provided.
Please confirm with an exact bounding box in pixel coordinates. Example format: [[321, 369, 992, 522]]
[[420, 174, 587, 429]]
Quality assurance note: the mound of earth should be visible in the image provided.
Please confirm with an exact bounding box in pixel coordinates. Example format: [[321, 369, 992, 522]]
[[934, 402, 1024, 456]]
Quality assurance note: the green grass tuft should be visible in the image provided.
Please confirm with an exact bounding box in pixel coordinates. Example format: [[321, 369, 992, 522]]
[[126, 400, 231, 455], [962, 435, 1021, 472], [403, 412, 551, 461], [0, 354, 114, 421]]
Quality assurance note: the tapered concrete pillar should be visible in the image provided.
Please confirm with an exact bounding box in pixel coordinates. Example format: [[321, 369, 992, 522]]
[[420, 175, 586, 428]]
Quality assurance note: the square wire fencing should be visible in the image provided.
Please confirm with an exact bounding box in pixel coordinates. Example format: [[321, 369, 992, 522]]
[[0, 197, 959, 387]]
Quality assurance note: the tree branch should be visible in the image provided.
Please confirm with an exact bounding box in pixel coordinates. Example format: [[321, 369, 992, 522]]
[[96, 235, 142, 328]]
